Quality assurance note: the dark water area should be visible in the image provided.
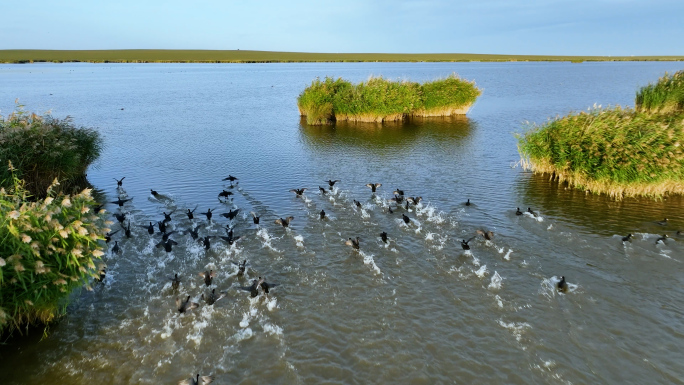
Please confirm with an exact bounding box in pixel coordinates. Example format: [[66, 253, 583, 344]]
[[1, 62, 683, 384]]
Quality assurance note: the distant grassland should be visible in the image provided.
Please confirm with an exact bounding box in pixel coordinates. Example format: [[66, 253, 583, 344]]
[[1, 50, 684, 63]]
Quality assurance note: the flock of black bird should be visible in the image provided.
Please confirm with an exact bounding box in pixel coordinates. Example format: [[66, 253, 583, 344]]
[[99, 174, 680, 382], [101, 175, 589, 310]]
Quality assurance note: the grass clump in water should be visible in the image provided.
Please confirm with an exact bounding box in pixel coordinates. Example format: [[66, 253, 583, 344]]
[[517, 106, 684, 199], [636, 70, 684, 113], [0, 167, 107, 336], [297, 74, 481, 125], [0, 107, 103, 198]]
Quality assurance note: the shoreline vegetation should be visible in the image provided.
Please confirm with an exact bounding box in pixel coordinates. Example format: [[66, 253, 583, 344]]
[[1, 50, 684, 64], [0, 107, 102, 198], [297, 75, 481, 124], [1, 109, 106, 336], [518, 71, 684, 199]]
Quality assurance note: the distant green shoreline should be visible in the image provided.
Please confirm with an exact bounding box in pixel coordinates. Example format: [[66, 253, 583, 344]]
[[1, 50, 684, 64]]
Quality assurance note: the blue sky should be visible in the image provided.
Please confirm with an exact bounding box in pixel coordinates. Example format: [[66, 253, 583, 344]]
[[2, 0, 682, 55]]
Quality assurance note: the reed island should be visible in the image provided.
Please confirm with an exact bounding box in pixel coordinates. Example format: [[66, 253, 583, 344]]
[[518, 71, 684, 199], [297, 75, 481, 124], [0, 108, 107, 336]]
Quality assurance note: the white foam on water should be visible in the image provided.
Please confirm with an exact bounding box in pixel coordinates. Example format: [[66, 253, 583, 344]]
[[474, 264, 488, 278], [471, 255, 480, 266], [262, 323, 283, 336], [495, 294, 504, 308], [503, 249, 513, 261], [359, 251, 382, 274], [488, 271, 503, 290], [547, 224, 553, 230], [294, 235, 305, 248], [497, 319, 531, 342], [256, 228, 282, 252], [266, 296, 278, 311], [425, 232, 436, 241], [230, 327, 254, 342], [497, 246, 505, 253], [524, 212, 544, 222], [391, 248, 398, 253]]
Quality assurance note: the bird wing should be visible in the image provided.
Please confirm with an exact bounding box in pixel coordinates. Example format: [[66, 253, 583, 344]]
[[175, 297, 181, 309], [476, 229, 485, 236], [274, 218, 283, 225], [285, 216, 294, 224], [177, 379, 192, 385], [209, 271, 216, 278], [169, 240, 178, 245], [188, 302, 199, 311], [345, 239, 353, 246], [200, 375, 214, 384], [465, 236, 476, 243]]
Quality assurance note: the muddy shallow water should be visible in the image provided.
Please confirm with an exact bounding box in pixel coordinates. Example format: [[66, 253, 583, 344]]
[[1, 61, 683, 384]]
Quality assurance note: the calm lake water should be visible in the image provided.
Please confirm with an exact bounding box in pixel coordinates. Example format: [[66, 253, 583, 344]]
[[1, 61, 684, 384]]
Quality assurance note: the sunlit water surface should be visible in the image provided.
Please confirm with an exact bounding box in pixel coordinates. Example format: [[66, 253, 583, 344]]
[[1, 62, 684, 384]]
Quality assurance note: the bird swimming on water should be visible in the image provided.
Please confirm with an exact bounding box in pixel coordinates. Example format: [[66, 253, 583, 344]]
[[326, 179, 340, 189], [622, 233, 633, 242], [353, 200, 362, 208], [232, 259, 248, 276], [380, 232, 388, 244], [150, 189, 160, 198], [162, 210, 175, 223], [402, 214, 411, 224], [105, 229, 120, 243], [111, 241, 121, 254], [366, 183, 382, 193], [223, 175, 238, 184], [557, 276, 568, 292], [122, 221, 132, 238], [275, 216, 294, 228], [200, 208, 214, 221], [319, 186, 327, 195], [239, 277, 278, 298], [250, 211, 260, 225], [111, 197, 132, 207], [527, 207, 537, 217], [156, 238, 178, 252], [186, 205, 198, 220], [113, 212, 127, 224], [138, 222, 155, 235], [656, 218, 668, 226], [113, 177, 125, 187], [465, 199, 471, 206], [515, 207, 523, 216], [221, 208, 240, 221], [218, 190, 233, 199], [345, 237, 360, 250], [290, 188, 307, 197], [202, 289, 226, 305], [476, 229, 494, 240], [176, 296, 199, 314], [169, 273, 181, 290], [461, 236, 476, 250], [178, 373, 213, 385], [319, 209, 326, 219], [199, 270, 216, 286], [655, 234, 669, 244]]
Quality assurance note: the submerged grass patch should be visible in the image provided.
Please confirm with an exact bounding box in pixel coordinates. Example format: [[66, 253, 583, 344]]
[[636, 70, 684, 113], [0, 170, 107, 336], [517, 106, 684, 199], [297, 75, 481, 124], [0, 108, 103, 198]]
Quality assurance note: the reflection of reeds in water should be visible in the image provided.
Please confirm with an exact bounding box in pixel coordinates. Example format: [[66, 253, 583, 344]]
[[518, 105, 684, 199], [297, 75, 480, 125], [299, 115, 475, 150], [517, 172, 682, 236]]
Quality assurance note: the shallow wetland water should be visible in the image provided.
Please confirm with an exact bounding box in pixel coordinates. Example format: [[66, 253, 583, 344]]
[[1, 62, 683, 384]]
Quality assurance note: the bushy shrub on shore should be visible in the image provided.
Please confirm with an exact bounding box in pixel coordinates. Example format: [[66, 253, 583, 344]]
[[0, 168, 108, 335], [0, 108, 103, 197], [517, 106, 684, 198], [636, 71, 684, 113], [297, 75, 481, 125]]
